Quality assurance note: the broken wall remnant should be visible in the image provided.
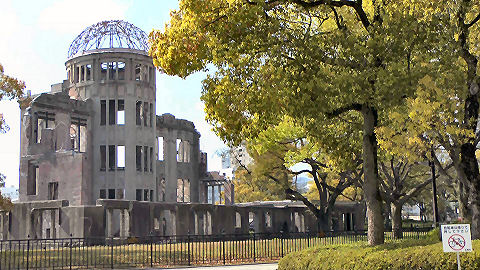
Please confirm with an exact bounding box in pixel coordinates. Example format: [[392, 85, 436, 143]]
[[19, 92, 93, 205]]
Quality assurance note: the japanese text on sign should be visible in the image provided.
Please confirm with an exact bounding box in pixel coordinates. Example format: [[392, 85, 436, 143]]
[[441, 224, 473, 253]]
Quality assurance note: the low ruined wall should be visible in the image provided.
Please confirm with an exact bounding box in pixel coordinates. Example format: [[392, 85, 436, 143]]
[[2, 200, 365, 240]]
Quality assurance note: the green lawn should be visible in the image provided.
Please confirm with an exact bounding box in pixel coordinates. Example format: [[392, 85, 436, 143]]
[[0, 231, 428, 269]]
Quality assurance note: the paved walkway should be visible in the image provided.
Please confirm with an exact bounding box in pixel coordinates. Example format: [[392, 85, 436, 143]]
[[140, 263, 278, 270]]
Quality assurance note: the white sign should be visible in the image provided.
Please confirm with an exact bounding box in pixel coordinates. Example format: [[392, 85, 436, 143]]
[[441, 224, 473, 253]]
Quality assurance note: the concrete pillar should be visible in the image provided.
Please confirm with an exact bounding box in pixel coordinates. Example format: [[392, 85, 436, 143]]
[[119, 209, 130, 238], [50, 210, 56, 239], [219, 185, 223, 204], [300, 213, 305, 232], [36, 211, 43, 239], [0, 213, 3, 240], [211, 185, 215, 205], [119, 210, 125, 237], [106, 208, 113, 237], [198, 211, 204, 235], [224, 182, 234, 205]]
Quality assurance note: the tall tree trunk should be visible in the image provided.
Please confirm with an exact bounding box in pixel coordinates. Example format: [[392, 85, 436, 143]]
[[458, 1, 480, 239], [317, 213, 330, 233], [362, 105, 384, 245], [458, 180, 470, 221], [383, 198, 392, 229], [460, 143, 480, 238], [391, 203, 403, 239]]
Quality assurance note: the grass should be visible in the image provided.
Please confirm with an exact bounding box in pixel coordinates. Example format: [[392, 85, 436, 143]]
[[0, 231, 428, 269]]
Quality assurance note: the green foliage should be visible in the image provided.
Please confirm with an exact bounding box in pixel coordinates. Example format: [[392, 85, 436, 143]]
[[234, 167, 288, 202], [279, 237, 480, 270], [0, 63, 23, 210], [425, 227, 441, 242], [0, 62, 25, 133]]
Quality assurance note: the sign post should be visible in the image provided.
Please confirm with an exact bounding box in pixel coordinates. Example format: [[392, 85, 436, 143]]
[[441, 224, 473, 270]]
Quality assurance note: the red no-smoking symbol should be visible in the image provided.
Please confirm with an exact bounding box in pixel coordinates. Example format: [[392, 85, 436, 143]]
[[448, 234, 466, 251]]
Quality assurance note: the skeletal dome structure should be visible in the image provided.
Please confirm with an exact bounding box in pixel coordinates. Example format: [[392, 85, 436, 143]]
[[67, 20, 149, 58]]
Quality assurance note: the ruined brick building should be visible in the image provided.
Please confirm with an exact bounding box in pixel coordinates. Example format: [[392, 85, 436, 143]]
[[0, 21, 364, 240]]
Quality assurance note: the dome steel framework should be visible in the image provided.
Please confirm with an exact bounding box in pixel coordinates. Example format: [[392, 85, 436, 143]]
[[67, 20, 149, 58]]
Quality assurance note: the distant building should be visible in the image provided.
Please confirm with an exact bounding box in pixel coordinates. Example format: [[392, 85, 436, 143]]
[[230, 144, 253, 171], [0, 186, 19, 201]]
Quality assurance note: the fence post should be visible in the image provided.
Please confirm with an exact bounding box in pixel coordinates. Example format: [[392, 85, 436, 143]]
[[26, 235, 30, 270], [110, 237, 114, 269], [222, 234, 226, 265], [307, 232, 311, 248], [188, 233, 191, 266], [69, 234, 73, 270], [252, 233, 256, 262], [150, 235, 154, 268], [280, 231, 284, 258]]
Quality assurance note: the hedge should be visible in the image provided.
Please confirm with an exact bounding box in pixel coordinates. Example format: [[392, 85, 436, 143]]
[[278, 231, 480, 270]]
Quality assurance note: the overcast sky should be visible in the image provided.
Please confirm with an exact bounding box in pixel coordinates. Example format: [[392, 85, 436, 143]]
[[0, 0, 226, 188]]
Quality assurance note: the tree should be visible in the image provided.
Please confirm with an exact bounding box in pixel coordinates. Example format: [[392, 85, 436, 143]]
[[230, 117, 363, 232], [0, 63, 25, 133], [375, 0, 480, 238], [0, 173, 13, 211], [233, 166, 289, 202], [0, 62, 24, 210], [378, 157, 432, 238], [150, 0, 438, 245]]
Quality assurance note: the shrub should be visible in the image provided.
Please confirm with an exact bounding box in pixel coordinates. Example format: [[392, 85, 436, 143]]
[[278, 237, 480, 270]]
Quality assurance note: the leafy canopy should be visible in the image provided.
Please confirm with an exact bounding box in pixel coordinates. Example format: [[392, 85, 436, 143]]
[[150, 0, 440, 154]]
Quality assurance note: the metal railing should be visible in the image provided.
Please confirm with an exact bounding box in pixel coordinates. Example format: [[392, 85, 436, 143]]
[[0, 229, 430, 269]]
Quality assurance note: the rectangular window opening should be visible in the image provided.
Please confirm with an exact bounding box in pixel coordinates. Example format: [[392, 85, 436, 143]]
[[150, 190, 154, 202], [117, 145, 125, 170], [48, 182, 58, 200], [136, 101, 142, 126], [117, 100, 125, 125], [116, 189, 124, 199], [118, 62, 125, 80], [109, 100, 116, 125], [135, 64, 141, 81], [144, 189, 149, 201], [143, 102, 148, 126], [74, 66, 79, 83], [100, 100, 106, 126], [80, 66, 85, 82], [149, 147, 153, 172], [108, 145, 115, 171], [136, 189, 142, 201], [108, 189, 115, 199], [149, 66, 154, 83], [136, 146, 142, 172], [158, 137, 164, 161], [100, 145, 106, 171], [177, 179, 184, 202], [70, 124, 79, 151], [176, 139, 182, 162], [86, 64, 92, 80], [27, 162, 38, 196], [101, 62, 108, 81], [108, 62, 115, 80], [100, 189, 106, 199], [144, 146, 148, 172], [149, 103, 153, 127]]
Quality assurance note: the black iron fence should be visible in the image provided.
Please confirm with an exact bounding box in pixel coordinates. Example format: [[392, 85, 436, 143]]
[[0, 229, 430, 269]]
